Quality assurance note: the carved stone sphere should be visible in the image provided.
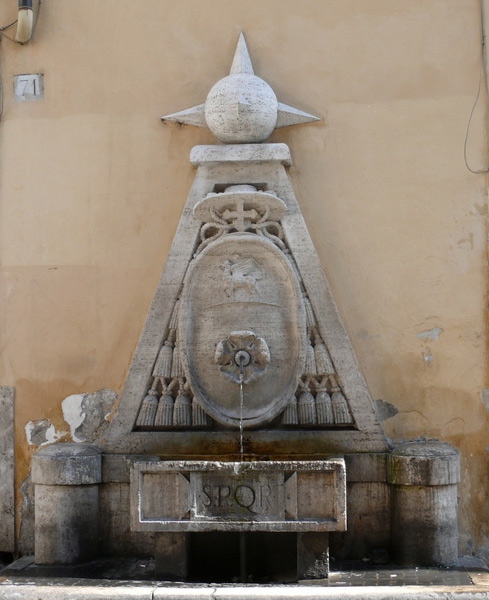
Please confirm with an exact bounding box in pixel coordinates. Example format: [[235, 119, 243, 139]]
[[204, 73, 278, 144]]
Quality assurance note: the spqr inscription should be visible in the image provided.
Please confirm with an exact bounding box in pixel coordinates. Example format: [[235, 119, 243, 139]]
[[201, 482, 271, 513], [191, 472, 285, 521]]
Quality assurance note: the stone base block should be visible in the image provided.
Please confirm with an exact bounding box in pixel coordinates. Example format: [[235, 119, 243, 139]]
[[35, 484, 99, 565], [389, 442, 460, 567], [154, 532, 189, 580], [391, 484, 458, 566], [297, 532, 329, 579], [33, 444, 102, 566]]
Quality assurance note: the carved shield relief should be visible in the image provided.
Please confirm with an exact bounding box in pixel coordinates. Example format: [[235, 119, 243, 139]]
[[179, 233, 306, 428]]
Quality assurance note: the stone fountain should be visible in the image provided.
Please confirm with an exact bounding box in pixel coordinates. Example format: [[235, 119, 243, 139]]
[[32, 34, 460, 582]]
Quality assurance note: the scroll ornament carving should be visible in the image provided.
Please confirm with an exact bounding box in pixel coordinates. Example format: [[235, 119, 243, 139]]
[[193, 185, 287, 255]]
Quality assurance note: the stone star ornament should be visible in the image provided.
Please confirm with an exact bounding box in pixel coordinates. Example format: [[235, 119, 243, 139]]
[[161, 33, 320, 144]]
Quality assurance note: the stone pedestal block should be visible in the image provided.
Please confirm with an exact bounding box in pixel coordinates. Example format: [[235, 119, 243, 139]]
[[388, 441, 460, 567], [154, 532, 189, 580], [297, 532, 329, 579], [330, 453, 390, 560], [32, 443, 101, 565]]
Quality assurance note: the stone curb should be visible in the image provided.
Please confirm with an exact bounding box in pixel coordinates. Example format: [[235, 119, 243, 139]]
[[1, 584, 489, 600], [0, 584, 156, 600]]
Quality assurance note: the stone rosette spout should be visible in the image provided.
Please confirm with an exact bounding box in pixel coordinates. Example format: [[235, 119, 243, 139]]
[[215, 330, 270, 384]]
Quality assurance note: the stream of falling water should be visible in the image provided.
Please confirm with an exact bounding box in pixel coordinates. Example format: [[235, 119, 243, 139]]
[[238, 353, 245, 460], [239, 374, 244, 460], [238, 359, 246, 582]]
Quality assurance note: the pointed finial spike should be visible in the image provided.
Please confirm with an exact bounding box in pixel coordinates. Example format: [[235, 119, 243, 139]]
[[161, 103, 207, 128], [230, 33, 254, 75], [276, 102, 321, 129]]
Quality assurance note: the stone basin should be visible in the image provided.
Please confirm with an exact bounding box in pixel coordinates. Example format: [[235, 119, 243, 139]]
[[130, 459, 346, 533]]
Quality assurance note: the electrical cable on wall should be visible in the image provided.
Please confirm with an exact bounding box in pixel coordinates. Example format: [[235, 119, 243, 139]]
[[464, 0, 489, 174], [0, 0, 42, 120], [0, 18, 19, 44], [0, 56, 3, 121]]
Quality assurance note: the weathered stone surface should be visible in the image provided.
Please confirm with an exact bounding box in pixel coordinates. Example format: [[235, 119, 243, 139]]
[[0, 386, 14, 553], [162, 34, 319, 144], [344, 453, 388, 483], [205, 72, 278, 144], [154, 532, 189, 580], [35, 484, 99, 564], [190, 143, 292, 167], [131, 460, 346, 533], [179, 233, 306, 428], [25, 418, 59, 446], [191, 471, 284, 521], [33, 443, 102, 565], [102, 454, 160, 483], [192, 186, 287, 226], [373, 399, 398, 422], [61, 389, 117, 443], [141, 472, 190, 521], [297, 532, 329, 579], [392, 483, 459, 567], [104, 142, 387, 455], [203, 35, 278, 144], [32, 443, 101, 486], [1, 585, 489, 600], [18, 475, 35, 555], [388, 441, 460, 486], [389, 441, 460, 567], [102, 36, 382, 451], [330, 481, 391, 561], [99, 482, 156, 556], [0, 585, 157, 600]]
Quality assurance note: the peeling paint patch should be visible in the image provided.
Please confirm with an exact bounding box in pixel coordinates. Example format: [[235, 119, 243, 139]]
[[422, 348, 433, 367], [481, 389, 489, 413], [374, 399, 398, 422], [62, 389, 117, 443], [417, 327, 444, 340], [25, 419, 59, 446], [61, 394, 86, 442]]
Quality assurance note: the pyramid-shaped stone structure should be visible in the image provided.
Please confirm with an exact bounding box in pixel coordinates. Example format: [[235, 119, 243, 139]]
[[104, 35, 387, 455]]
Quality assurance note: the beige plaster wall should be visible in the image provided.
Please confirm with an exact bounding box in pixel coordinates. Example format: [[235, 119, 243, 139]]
[[0, 0, 488, 558]]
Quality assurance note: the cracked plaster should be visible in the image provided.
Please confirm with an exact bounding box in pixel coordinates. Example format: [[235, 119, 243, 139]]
[[417, 327, 444, 340], [25, 419, 59, 447], [62, 389, 117, 443]]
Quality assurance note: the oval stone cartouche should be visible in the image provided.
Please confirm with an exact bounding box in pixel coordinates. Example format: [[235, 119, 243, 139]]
[[179, 233, 306, 428]]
